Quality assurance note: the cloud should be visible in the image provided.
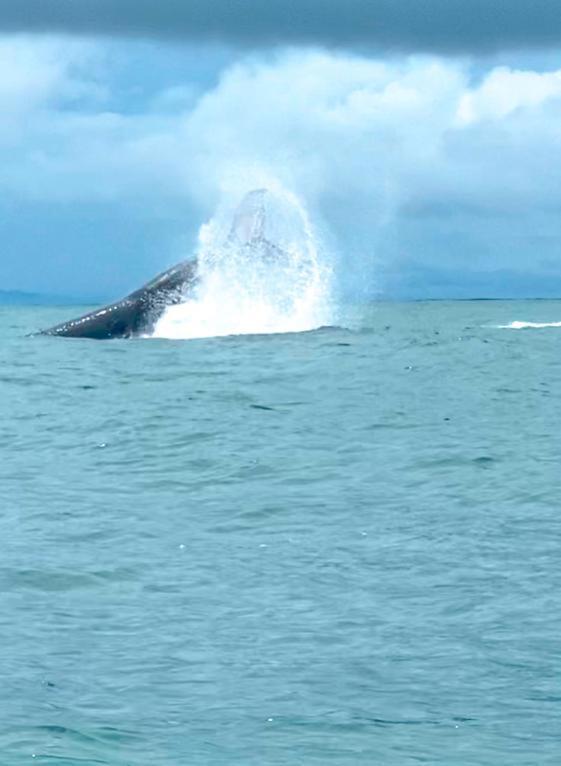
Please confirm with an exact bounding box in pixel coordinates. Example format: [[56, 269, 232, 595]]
[[0, 37, 102, 117], [177, 52, 561, 295], [457, 67, 561, 123], [2, 1, 561, 53], [3, 37, 561, 297]]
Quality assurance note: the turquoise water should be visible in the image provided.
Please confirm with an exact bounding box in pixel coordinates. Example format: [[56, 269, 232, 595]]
[[1, 301, 560, 765]]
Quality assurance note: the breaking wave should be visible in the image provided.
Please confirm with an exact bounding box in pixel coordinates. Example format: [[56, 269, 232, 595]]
[[500, 321, 561, 329], [153, 187, 333, 340]]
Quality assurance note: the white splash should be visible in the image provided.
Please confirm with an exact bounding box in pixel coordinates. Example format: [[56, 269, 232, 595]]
[[153, 186, 333, 340], [500, 321, 561, 329]]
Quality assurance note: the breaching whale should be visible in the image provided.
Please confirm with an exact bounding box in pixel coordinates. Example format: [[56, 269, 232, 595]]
[[39, 189, 278, 339]]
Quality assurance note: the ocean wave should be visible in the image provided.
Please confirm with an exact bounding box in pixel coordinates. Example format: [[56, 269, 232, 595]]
[[499, 321, 561, 329]]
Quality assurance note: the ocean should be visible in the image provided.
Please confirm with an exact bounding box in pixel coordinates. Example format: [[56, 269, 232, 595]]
[[1, 300, 560, 765]]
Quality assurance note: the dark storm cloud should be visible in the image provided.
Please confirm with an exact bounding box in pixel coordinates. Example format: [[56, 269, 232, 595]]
[[1, 0, 561, 52]]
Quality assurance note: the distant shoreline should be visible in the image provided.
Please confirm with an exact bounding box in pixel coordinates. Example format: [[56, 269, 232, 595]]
[[2, 290, 561, 307], [0, 291, 103, 307]]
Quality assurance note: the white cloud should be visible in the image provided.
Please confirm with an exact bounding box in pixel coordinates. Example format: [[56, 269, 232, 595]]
[[0, 36, 105, 118], [181, 54, 465, 205], [457, 66, 561, 124], [2, 38, 561, 294]]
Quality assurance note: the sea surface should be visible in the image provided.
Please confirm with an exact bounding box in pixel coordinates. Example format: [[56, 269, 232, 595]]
[[1, 301, 560, 765]]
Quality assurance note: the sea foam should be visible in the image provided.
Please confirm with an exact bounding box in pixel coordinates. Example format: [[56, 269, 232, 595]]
[[500, 321, 561, 329], [153, 187, 333, 340]]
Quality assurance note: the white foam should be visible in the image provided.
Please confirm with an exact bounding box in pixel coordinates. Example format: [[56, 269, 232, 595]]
[[500, 321, 561, 329], [153, 187, 333, 340]]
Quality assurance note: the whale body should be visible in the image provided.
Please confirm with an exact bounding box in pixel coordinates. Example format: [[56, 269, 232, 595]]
[[39, 189, 278, 339], [40, 260, 198, 339]]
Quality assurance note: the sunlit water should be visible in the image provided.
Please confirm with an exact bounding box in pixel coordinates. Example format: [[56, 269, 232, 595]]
[[2, 300, 561, 765]]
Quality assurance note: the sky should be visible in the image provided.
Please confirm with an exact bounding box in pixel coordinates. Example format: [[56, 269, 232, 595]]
[[2, 1, 561, 299]]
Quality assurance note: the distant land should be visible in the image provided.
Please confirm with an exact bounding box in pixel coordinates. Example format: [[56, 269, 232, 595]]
[[0, 290, 98, 306], [2, 286, 561, 306]]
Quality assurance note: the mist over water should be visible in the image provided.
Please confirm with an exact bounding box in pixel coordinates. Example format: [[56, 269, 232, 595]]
[[154, 187, 334, 340]]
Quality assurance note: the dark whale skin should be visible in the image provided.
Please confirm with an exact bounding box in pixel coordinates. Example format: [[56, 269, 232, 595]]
[[39, 260, 198, 339], [39, 189, 285, 340]]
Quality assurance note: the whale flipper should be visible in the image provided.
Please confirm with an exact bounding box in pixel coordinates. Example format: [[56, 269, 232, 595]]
[[228, 188, 267, 244], [227, 188, 286, 263]]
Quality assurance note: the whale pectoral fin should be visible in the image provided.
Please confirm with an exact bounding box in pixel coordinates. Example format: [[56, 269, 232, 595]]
[[228, 189, 268, 244]]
